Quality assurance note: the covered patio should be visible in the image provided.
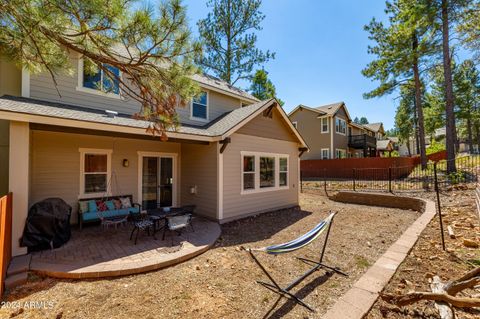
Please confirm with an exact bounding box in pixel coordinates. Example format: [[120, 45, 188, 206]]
[[29, 217, 220, 279]]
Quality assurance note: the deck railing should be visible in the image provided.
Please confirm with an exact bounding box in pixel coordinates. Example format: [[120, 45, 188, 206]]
[[348, 134, 377, 149]]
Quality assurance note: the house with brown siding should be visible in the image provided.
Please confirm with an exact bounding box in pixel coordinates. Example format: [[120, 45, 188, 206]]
[[289, 102, 380, 159], [0, 53, 307, 257]]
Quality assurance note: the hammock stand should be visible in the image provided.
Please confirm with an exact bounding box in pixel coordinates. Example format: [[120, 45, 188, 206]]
[[247, 211, 347, 312]]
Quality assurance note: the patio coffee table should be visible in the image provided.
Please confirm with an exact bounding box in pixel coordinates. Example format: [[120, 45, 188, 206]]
[[147, 207, 185, 235]]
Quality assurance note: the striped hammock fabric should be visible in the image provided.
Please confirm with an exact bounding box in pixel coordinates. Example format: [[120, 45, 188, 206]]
[[251, 212, 336, 255]]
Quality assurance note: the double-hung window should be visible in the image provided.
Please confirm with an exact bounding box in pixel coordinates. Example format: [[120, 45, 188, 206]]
[[335, 117, 346, 135], [241, 152, 289, 193], [242, 156, 255, 190], [321, 149, 330, 160], [191, 91, 208, 121], [79, 149, 112, 197], [81, 59, 120, 95], [279, 157, 288, 186], [321, 117, 329, 133]]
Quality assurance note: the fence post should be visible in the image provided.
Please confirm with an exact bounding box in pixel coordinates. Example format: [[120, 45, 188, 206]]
[[434, 163, 446, 251], [388, 167, 392, 193], [300, 171, 303, 193], [352, 168, 356, 191]]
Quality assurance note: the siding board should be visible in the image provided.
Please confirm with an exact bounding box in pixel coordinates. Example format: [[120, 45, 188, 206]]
[[222, 133, 299, 221], [30, 130, 181, 224]]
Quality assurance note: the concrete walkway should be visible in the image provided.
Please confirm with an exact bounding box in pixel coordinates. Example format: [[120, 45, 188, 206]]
[[322, 196, 436, 319], [30, 218, 221, 279]]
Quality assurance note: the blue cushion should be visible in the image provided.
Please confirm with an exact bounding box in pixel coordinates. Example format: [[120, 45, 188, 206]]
[[105, 200, 115, 210], [88, 200, 97, 212], [83, 211, 98, 221], [128, 207, 140, 214]]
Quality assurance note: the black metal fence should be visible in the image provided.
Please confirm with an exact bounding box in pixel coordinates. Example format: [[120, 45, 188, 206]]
[[301, 155, 480, 194]]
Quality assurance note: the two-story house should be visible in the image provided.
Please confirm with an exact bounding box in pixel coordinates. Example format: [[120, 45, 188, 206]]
[[288, 102, 380, 159], [0, 53, 307, 257]]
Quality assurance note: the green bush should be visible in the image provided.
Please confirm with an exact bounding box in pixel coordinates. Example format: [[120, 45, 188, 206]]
[[426, 140, 446, 155]]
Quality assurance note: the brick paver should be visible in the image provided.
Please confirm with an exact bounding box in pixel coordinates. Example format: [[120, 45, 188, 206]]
[[29, 218, 220, 279]]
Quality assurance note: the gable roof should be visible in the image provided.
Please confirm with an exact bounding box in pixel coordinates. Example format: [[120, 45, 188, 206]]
[[363, 122, 384, 133], [193, 73, 258, 103], [0, 95, 306, 147], [288, 102, 352, 121], [377, 139, 393, 151]]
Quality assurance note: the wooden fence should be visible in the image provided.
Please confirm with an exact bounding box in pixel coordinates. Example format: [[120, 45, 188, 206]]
[[301, 150, 448, 179], [0, 193, 12, 296]]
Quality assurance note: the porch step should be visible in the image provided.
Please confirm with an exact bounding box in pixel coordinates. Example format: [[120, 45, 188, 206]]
[[7, 254, 31, 277], [4, 272, 28, 290]]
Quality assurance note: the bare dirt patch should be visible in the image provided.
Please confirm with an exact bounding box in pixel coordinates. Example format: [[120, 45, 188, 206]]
[[366, 188, 480, 319], [1, 193, 419, 319]]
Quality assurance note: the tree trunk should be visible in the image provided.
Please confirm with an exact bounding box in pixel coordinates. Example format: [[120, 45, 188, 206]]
[[407, 139, 412, 157], [467, 116, 474, 153], [225, 0, 232, 84], [412, 34, 427, 169], [442, 0, 457, 172], [413, 97, 420, 155]]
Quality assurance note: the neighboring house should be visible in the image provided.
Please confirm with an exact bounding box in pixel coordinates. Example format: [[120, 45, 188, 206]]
[[288, 102, 380, 160], [363, 122, 386, 140], [376, 139, 394, 157], [0, 53, 307, 257]]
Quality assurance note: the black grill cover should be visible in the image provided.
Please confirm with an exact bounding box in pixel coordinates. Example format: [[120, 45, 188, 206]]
[[21, 198, 72, 252]]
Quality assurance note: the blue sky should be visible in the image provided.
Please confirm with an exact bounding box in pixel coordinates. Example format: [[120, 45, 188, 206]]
[[182, 0, 395, 128]]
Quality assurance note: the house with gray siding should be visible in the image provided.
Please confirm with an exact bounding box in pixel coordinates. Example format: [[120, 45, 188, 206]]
[[289, 102, 380, 159], [0, 53, 307, 257]]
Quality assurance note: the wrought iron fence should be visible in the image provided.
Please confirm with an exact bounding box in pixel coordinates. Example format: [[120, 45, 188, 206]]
[[301, 155, 480, 194]]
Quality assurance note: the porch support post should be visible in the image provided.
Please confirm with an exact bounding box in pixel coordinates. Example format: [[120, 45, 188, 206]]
[[217, 142, 224, 221], [9, 121, 29, 256]]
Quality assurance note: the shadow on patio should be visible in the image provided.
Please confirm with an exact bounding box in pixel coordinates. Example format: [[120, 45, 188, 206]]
[[29, 217, 220, 279]]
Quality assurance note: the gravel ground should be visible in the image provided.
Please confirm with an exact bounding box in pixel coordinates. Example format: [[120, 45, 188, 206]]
[[366, 187, 480, 319], [1, 193, 419, 319]]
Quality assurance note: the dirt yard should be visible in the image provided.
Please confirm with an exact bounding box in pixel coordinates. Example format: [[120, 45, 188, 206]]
[[366, 188, 480, 319], [0, 193, 419, 319]]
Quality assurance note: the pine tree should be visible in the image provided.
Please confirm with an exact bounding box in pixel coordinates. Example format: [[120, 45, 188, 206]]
[[248, 69, 284, 105], [0, 0, 201, 139], [395, 84, 416, 156], [359, 117, 369, 125], [197, 0, 274, 85], [458, 1, 480, 62], [362, 0, 439, 168]]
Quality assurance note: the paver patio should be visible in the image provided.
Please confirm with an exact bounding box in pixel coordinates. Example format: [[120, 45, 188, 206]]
[[29, 217, 221, 279]]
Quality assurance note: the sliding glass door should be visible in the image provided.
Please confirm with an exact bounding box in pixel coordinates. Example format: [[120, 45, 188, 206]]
[[141, 156, 174, 210]]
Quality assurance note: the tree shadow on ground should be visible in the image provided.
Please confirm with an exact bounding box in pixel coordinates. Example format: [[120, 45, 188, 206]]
[[262, 270, 334, 319], [216, 207, 312, 248]]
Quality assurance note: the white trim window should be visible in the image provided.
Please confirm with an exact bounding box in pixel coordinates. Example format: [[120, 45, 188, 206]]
[[321, 117, 329, 133], [260, 156, 276, 188], [79, 148, 112, 198], [241, 152, 289, 194], [335, 117, 346, 135], [242, 155, 256, 190], [77, 59, 121, 98], [191, 91, 209, 121], [279, 157, 288, 187], [335, 149, 346, 159], [321, 148, 330, 160]]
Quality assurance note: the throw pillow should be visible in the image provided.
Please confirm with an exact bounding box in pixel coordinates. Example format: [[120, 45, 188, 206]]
[[79, 201, 88, 213], [88, 200, 97, 213], [113, 199, 122, 210], [96, 200, 108, 212], [105, 200, 115, 211], [120, 197, 132, 208]]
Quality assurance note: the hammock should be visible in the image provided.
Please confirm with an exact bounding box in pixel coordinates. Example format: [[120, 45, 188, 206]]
[[246, 211, 347, 312], [251, 212, 334, 255]]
